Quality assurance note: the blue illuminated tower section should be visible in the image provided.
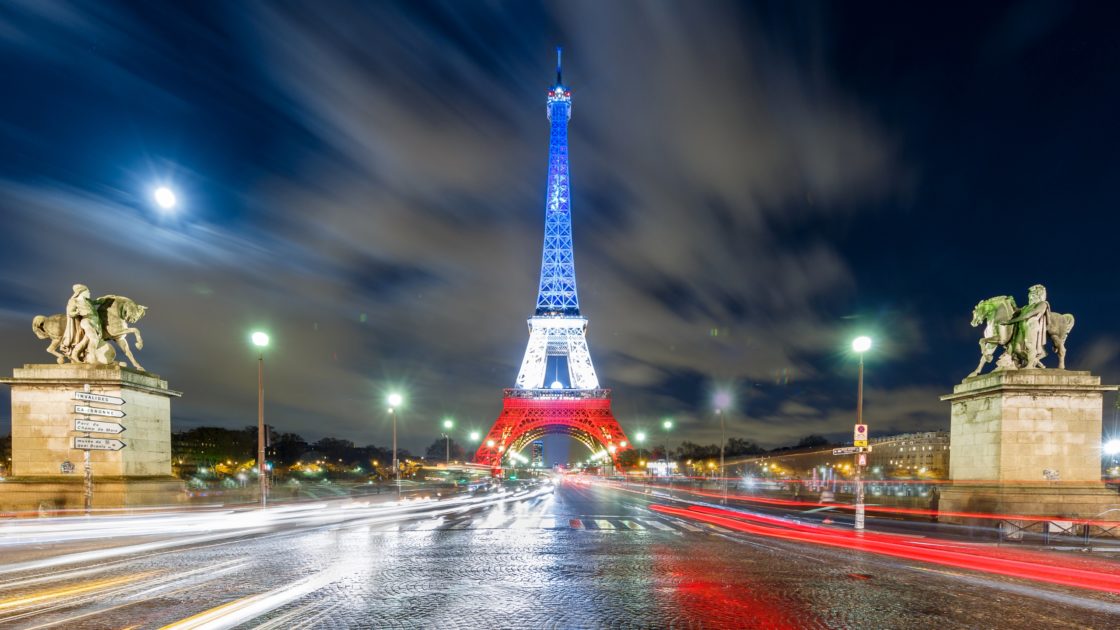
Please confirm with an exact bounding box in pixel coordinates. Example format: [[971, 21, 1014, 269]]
[[535, 48, 579, 316]]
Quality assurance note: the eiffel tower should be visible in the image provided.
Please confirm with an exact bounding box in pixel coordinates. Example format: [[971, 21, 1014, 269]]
[[475, 49, 629, 469]]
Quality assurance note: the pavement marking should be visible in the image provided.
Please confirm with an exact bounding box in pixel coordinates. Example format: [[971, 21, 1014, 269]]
[[620, 520, 643, 530], [643, 519, 675, 531], [672, 520, 704, 532], [593, 519, 616, 530]]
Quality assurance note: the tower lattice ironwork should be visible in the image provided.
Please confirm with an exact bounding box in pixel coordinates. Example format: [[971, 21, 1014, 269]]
[[476, 49, 629, 470]]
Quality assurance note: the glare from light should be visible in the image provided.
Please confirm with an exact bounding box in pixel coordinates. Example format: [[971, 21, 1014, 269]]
[[470, 431, 481, 442], [442, 418, 454, 430], [1104, 439, 1120, 456], [714, 390, 733, 410], [635, 431, 647, 443], [550, 380, 563, 389], [251, 331, 269, 348], [487, 439, 496, 448], [662, 419, 673, 430], [387, 393, 403, 408], [852, 336, 873, 353], [153, 186, 177, 209]]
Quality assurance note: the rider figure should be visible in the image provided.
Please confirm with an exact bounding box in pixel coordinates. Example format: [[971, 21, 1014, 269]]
[[60, 284, 102, 363], [1008, 284, 1050, 369]]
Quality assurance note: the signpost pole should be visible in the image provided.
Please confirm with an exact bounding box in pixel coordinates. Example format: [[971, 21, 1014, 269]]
[[854, 355, 865, 532], [83, 441, 92, 516]]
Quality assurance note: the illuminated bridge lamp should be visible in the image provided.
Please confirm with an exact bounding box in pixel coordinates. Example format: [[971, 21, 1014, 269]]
[[250, 331, 270, 509], [386, 392, 405, 501]]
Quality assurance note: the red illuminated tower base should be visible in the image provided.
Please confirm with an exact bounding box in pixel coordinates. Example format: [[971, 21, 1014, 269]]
[[475, 389, 627, 469]]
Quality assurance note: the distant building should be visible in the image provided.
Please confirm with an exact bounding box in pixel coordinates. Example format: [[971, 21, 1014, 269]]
[[868, 431, 950, 478], [530, 440, 545, 467], [730, 430, 951, 481]]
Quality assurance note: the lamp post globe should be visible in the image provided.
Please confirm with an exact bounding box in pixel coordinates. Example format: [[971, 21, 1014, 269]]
[[852, 335, 872, 354]]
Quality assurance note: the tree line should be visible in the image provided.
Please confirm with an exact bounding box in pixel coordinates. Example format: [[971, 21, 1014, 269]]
[[171, 426, 469, 468]]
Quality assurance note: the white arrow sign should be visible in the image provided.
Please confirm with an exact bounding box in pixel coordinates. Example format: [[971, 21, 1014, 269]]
[[74, 437, 126, 451], [74, 419, 126, 434], [75, 405, 125, 419], [74, 391, 124, 405]]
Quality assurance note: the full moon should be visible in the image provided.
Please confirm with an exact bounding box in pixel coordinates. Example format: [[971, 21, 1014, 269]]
[[153, 186, 177, 209]]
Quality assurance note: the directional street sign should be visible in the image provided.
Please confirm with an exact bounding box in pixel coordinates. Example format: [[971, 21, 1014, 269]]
[[832, 446, 872, 455], [74, 418, 126, 434], [74, 437, 127, 451], [74, 391, 124, 406], [75, 405, 125, 419]]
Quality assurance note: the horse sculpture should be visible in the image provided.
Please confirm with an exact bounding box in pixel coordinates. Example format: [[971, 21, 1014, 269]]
[[33, 295, 148, 371], [968, 293, 1074, 377]]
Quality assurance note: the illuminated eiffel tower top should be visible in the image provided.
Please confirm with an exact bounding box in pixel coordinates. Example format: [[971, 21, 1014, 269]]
[[534, 46, 580, 317]]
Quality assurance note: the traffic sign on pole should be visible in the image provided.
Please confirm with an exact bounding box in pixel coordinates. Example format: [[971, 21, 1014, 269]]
[[74, 418, 126, 435], [853, 423, 868, 447], [75, 405, 125, 419], [73, 391, 124, 406], [73, 437, 127, 451]]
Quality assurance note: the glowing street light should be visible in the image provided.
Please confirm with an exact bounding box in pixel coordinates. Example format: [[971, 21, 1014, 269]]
[[1104, 439, 1120, 456], [153, 186, 177, 210], [386, 392, 405, 500], [250, 331, 270, 509], [469, 431, 481, 442]]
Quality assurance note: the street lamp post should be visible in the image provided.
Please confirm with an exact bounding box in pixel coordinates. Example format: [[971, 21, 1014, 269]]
[[852, 335, 872, 532], [442, 418, 454, 463], [662, 419, 673, 495], [387, 393, 404, 500], [717, 408, 726, 504], [251, 331, 270, 509], [635, 431, 647, 475]]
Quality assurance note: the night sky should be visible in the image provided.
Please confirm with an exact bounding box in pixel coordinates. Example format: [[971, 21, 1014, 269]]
[[2, 2, 1119, 460]]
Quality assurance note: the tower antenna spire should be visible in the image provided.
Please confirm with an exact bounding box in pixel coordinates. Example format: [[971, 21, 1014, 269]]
[[556, 46, 563, 85]]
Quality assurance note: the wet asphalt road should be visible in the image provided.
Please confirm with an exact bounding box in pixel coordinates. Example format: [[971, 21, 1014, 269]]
[[1, 479, 1119, 629]]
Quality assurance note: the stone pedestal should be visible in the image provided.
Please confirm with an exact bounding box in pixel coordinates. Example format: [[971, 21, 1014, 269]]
[[0, 364, 185, 511], [939, 370, 1119, 525]]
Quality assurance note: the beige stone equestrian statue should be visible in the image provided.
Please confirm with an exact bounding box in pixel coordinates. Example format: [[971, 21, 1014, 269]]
[[32, 284, 149, 371], [967, 284, 1074, 378]]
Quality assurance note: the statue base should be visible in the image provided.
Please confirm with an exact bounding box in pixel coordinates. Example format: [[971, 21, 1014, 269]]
[[0, 476, 185, 514], [939, 369, 1119, 526], [0, 364, 185, 510], [938, 483, 1120, 530]]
